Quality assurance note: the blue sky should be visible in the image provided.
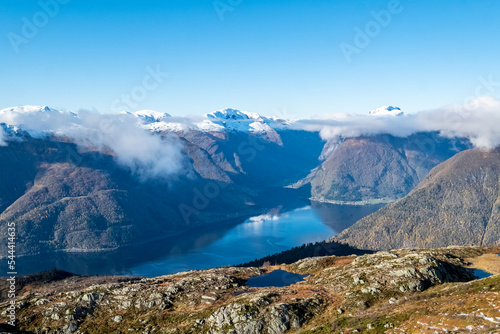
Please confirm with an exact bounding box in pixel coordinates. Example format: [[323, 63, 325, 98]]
[[1, 0, 499, 118]]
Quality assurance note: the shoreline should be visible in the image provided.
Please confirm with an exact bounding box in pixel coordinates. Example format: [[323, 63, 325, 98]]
[[310, 196, 397, 206]]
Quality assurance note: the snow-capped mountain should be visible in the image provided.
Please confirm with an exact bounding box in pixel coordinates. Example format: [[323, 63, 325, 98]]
[[0, 105, 77, 138], [0, 106, 289, 145], [0, 104, 476, 259], [369, 106, 404, 116], [206, 108, 290, 126], [123, 107, 288, 145], [201, 108, 285, 145], [206, 108, 259, 121], [130, 110, 171, 122], [0, 105, 77, 117]]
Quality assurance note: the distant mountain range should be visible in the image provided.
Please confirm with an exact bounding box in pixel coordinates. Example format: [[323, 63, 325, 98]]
[[0, 105, 490, 256]]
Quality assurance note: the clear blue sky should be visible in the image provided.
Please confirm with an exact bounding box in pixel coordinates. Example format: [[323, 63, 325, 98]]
[[1, 0, 499, 117]]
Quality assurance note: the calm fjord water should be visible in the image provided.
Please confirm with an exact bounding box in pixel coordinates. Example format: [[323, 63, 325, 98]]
[[19, 202, 383, 277]]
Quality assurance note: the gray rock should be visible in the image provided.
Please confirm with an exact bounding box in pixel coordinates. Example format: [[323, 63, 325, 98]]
[[353, 276, 365, 285], [81, 293, 102, 302], [408, 280, 425, 292], [202, 295, 217, 301], [361, 287, 380, 294], [34, 298, 51, 306], [119, 300, 132, 309], [112, 315, 123, 323], [390, 268, 417, 278], [63, 322, 79, 334]]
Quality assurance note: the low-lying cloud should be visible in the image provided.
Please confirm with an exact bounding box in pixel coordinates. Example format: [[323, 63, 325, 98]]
[[67, 112, 186, 181], [294, 96, 500, 149], [0, 107, 186, 181]]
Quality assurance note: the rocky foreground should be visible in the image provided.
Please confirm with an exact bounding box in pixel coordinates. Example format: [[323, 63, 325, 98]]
[[2, 246, 500, 334]]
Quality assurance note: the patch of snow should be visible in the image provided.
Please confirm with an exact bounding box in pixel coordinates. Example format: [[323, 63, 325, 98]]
[[194, 119, 226, 133], [206, 108, 260, 121], [143, 122, 188, 133], [0, 105, 77, 118]]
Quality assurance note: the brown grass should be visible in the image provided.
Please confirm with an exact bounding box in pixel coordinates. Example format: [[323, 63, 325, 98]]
[[467, 253, 500, 274]]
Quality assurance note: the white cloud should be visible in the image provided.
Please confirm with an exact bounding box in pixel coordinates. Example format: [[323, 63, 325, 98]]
[[0, 107, 186, 181], [66, 112, 187, 181], [417, 96, 500, 149], [294, 96, 500, 149]]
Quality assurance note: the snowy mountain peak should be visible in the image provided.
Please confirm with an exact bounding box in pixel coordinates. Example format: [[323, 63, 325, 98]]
[[198, 108, 284, 145], [0, 105, 78, 139], [0, 105, 287, 145], [131, 110, 171, 123], [0, 105, 76, 116], [369, 106, 404, 116], [206, 108, 261, 121]]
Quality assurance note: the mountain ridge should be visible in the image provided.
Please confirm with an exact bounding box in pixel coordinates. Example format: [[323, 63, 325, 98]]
[[334, 147, 500, 250]]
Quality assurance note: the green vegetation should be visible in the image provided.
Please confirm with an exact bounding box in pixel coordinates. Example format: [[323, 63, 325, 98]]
[[237, 241, 373, 268]]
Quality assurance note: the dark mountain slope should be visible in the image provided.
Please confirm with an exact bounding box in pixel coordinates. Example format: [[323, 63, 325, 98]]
[[0, 138, 258, 256], [177, 129, 325, 187], [300, 132, 470, 203], [335, 148, 500, 250]]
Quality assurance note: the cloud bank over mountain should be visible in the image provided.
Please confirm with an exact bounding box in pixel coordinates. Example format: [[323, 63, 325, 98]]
[[0, 106, 186, 181], [66, 111, 186, 181], [294, 96, 500, 149]]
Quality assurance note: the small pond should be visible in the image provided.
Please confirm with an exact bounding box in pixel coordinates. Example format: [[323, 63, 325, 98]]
[[473, 269, 493, 279], [246, 269, 307, 287]]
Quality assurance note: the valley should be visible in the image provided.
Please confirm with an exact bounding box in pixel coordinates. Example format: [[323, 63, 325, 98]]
[[13, 202, 383, 277], [3, 2, 500, 332], [1, 105, 500, 334], [0, 106, 473, 264]]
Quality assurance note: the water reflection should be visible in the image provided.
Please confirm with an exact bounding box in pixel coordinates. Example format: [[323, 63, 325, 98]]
[[19, 202, 384, 277], [311, 201, 386, 234]]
